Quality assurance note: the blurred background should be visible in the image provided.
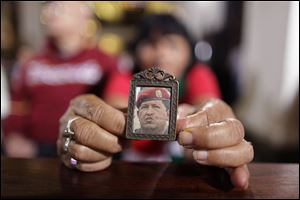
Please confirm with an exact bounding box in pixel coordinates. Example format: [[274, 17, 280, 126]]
[[1, 1, 298, 162]]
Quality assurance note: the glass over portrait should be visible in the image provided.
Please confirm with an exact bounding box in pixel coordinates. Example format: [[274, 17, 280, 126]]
[[126, 67, 178, 141], [133, 87, 171, 135]]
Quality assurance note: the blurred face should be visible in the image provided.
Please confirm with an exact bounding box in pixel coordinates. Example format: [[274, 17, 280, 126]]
[[138, 100, 169, 134], [41, 1, 91, 37], [136, 34, 191, 79]]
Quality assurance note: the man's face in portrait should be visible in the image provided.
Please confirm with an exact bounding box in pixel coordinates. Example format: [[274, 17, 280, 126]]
[[138, 99, 169, 134]]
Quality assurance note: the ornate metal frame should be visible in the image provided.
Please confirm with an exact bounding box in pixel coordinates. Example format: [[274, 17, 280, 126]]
[[126, 67, 178, 141]]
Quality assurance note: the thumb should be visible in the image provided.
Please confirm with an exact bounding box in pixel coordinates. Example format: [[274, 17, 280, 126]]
[[176, 110, 208, 133], [177, 104, 197, 119]]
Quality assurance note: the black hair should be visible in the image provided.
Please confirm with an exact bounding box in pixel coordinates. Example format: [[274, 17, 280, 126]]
[[130, 13, 196, 74]]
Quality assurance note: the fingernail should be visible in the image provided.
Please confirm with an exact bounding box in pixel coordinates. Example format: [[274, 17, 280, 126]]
[[193, 150, 208, 161], [179, 131, 193, 145], [183, 128, 191, 132]]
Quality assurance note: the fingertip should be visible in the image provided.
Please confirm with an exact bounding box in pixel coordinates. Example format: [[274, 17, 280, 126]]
[[230, 166, 250, 190], [178, 131, 193, 146]]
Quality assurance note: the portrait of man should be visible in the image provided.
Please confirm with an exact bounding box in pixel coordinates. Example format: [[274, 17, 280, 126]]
[[134, 87, 171, 135]]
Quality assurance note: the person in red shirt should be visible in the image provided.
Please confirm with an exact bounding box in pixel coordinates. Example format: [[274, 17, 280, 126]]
[[105, 14, 221, 108], [103, 14, 222, 161], [3, 1, 118, 157]]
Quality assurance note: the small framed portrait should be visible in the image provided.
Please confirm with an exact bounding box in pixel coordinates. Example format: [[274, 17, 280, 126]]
[[126, 67, 178, 141]]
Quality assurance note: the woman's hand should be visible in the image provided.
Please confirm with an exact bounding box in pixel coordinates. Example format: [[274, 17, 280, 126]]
[[57, 94, 127, 172], [177, 99, 254, 190]]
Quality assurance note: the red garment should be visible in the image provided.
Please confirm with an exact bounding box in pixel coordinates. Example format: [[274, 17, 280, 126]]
[[4, 44, 118, 144], [104, 63, 221, 155], [185, 63, 221, 103], [105, 64, 221, 103]]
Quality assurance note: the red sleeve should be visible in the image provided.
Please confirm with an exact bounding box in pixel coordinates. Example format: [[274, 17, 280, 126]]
[[103, 71, 131, 99], [185, 64, 221, 104], [3, 62, 31, 137]]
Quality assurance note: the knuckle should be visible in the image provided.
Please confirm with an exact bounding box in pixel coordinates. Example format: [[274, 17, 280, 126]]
[[109, 142, 122, 154], [212, 99, 234, 119], [85, 94, 98, 101], [112, 114, 126, 134], [234, 119, 245, 139], [71, 94, 102, 119], [245, 142, 254, 163], [70, 94, 89, 106], [218, 99, 233, 114], [227, 119, 245, 141], [195, 111, 209, 127], [74, 120, 95, 144], [73, 94, 97, 103], [230, 142, 254, 167], [106, 137, 122, 154], [93, 103, 105, 123]]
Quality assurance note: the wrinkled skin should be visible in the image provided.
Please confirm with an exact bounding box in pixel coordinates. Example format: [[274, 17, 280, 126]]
[[58, 94, 254, 190]]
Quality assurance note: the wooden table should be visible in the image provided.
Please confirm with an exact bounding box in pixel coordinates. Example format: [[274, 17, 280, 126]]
[[1, 157, 299, 198]]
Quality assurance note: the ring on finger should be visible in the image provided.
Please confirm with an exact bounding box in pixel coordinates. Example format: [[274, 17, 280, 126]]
[[63, 117, 80, 138], [63, 137, 72, 153]]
